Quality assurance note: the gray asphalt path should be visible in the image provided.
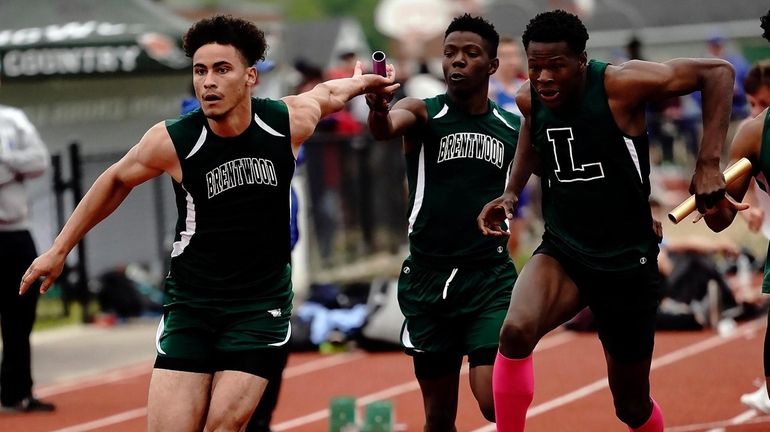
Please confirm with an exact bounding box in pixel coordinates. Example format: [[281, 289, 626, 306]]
[[28, 319, 159, 387]]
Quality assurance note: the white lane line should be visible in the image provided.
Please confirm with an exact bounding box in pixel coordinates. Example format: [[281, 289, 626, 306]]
[[469, 319, 766, 432], [37, 350, 367, 400], [36, 362, 153, 398], [48, 408, 147, 432], [670, 411, 768, 432], [37, 332, 577, 432], [283, 352, 368, 378], [33, 351, 368, 431], [704, 410, 759, 432], [273, 331, 578, 431]]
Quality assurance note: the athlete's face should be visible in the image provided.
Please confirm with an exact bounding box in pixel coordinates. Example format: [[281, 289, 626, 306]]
[[526, 41, 586, 110], [442, 31, 498, 95], [748, 85, 770, 117], [192, 43, 256, 120]]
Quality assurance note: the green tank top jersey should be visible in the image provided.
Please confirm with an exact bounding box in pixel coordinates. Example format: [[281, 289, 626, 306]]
[[406, 94, 520, 268], [165, 97, 294, 292], [531, 60, 658, 272], [755, 109, 770, 293]]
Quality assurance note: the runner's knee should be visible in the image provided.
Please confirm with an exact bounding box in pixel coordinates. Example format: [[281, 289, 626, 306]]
[[614, 396, 652, 428], [425, 410, 456, 431], [205, 409, 251, 432], [499, 319, 538, 357], [478, 400, 495, 422]]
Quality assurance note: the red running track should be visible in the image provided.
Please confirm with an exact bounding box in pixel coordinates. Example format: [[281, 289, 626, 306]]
[[1, 318, 769, 432]]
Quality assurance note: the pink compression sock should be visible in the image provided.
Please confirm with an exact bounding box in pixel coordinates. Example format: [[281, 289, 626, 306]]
[[493, 351, 534, 432], [629, 399, 664, 432]]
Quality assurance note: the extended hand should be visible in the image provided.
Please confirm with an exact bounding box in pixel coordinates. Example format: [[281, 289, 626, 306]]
[[477, 194, 518, 237], [19, 251, 65, 295], [692, 193, 750, 223], [353, 61, 400, 96], [690, 161, 726, 213], [365, 92, 391, 114], [739, 207, 765, 232]]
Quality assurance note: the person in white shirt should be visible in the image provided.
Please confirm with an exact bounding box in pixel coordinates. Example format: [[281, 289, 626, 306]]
[[0, 93, 55, 412]]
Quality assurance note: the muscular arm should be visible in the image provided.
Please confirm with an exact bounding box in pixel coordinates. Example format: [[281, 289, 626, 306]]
[[704, 111, 765, 232], [477, 83, 540, 236], [608, 58, 735, 212], [282, 61, 397, 155], [505, 84, 540, 198], [367, 97, 427, 141], [20, 123, 179, 294]]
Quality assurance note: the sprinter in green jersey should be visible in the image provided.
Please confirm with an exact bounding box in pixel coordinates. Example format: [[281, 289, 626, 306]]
[[19, 15, 397, 432], [477, 9, 735, 432], [367, 14, 519, 431], [705, 8, 770, 418]]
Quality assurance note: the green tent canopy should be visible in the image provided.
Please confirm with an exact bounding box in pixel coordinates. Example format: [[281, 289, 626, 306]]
[[0, 0, 191, 79]]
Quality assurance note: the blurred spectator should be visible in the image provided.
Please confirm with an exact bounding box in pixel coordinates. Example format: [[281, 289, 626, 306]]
[[690, 31, 751, 160], [630, 35, 701, 164], [488, 36, 527, 117], [0, 90, 55, 411], [736, 60, 770, 237], [705, 31, 751, 121], [319, 52, 378, 259], [298, 58, 344, 264], [326, 51, 369, 124], [97, 265, 162, 319], [745, 60, 770, 119], [629, 35, 671, 163], [293, 59, 324, 93], [326, 51, 358, 80], [626, 35, 643, 60], [180, 82, 199, 117], [656, 234, 742, 330]]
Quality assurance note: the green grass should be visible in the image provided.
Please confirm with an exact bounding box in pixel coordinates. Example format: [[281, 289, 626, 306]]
[[34, 294, 100, 331]]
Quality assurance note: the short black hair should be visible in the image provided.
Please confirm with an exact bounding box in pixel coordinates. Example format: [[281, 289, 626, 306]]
[[744, 60, 770, 95], [522, 9, 589, 54], [183, 15, 267, 66], [762, 10, 770, 42], [445, 13, 500, 58]]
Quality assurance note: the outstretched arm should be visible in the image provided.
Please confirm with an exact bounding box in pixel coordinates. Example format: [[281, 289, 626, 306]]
[[366, 91, 427, 140], [20, 123, 179, 294], [610, 58, 735, 213], [478, 84, 539, 236], [282, 61, 398, 154]]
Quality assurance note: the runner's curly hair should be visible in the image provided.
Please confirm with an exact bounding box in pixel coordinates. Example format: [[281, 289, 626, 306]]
[[445, 13, 500, 58], [761, 10, 770, 42], [522, 9, 589, 54], [183, 15, 267, 66]]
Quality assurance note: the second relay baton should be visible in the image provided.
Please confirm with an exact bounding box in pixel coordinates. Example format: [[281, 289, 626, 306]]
[[667, 157, 753, 223], [372, 51, 387, 76]]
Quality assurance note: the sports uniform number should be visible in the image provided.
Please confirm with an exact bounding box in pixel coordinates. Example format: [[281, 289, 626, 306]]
[[547, 127, 604, 182]]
